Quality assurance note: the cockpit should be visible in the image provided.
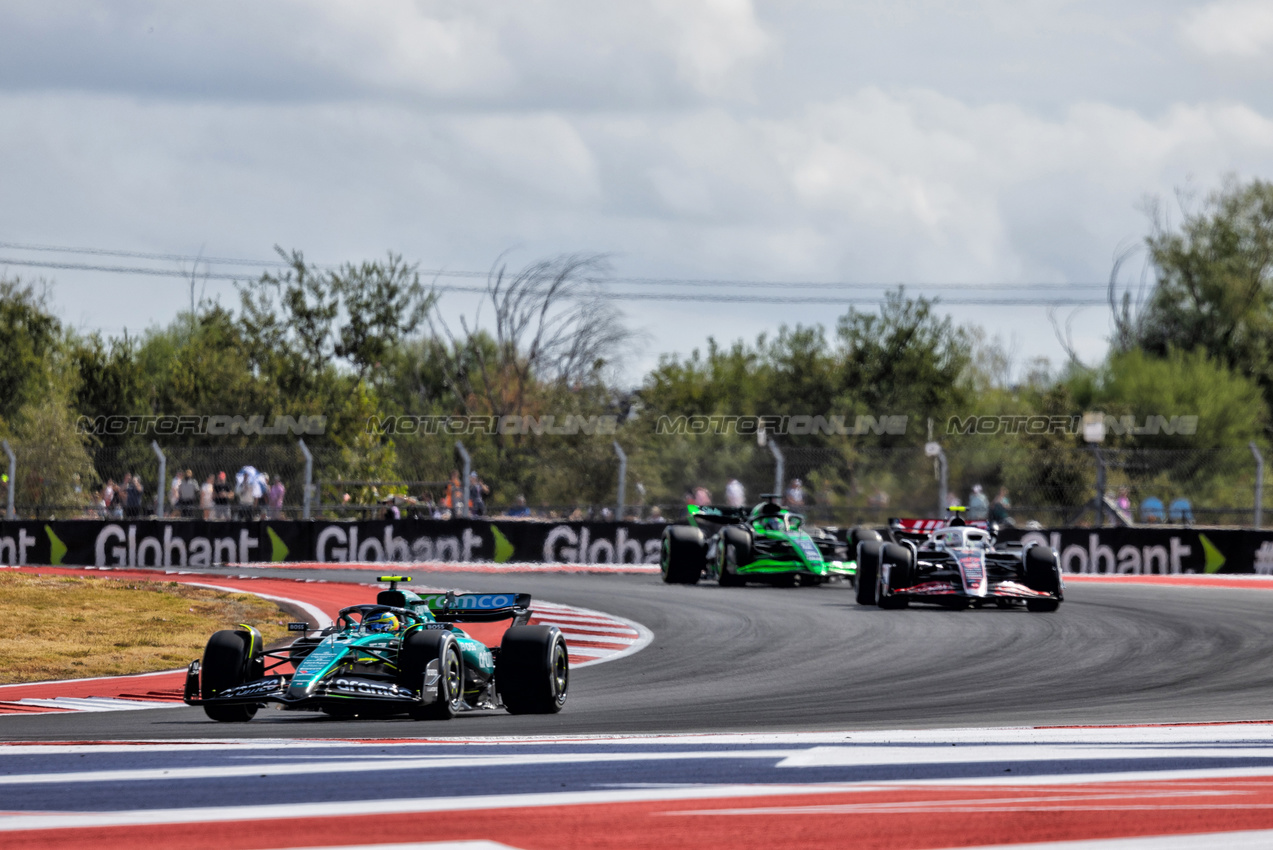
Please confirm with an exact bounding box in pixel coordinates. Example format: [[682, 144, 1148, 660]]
[[929, 526, 991, 551]]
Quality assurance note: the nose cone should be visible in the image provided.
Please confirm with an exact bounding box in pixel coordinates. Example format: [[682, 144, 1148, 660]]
[[956, 550, 988, 596]]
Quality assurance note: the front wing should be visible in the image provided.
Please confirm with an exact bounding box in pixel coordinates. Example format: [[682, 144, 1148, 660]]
[[183, 664, 440, 711], [891, 579, 1058, 600]]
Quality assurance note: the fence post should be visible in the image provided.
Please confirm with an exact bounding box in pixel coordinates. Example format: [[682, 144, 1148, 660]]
[[613, 441, 627, 518], [151, 441, 166, 518], [1, 440, 14, 520], [1252, 442, 1264, 529], [299, 438, 314, 520], [1094, 447, 1106, 527], [936, 448, 948, 518], [768, 439, 785, 498], [455, 440, 471, 519]]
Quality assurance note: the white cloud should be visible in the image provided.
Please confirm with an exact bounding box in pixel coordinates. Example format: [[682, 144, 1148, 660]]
[[1180, 0, 1273, 59], [650, 0, 773, 97]]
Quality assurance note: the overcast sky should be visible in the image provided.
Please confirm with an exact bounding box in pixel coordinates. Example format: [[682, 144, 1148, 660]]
[[2, 1, 1272, 384]]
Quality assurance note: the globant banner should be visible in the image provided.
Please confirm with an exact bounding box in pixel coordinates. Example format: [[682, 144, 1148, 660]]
[[0, 519, 666, 568], [2, 520, 1273, 574]]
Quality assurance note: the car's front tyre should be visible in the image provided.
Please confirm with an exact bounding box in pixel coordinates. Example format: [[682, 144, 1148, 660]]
[[855, 540, 883, 605], [661, 525, 707, 584], [401, 630, 464, 720], [877, 543, 912, 609], [200, 630, 259, 722], [1024, 546, 1062, 612]]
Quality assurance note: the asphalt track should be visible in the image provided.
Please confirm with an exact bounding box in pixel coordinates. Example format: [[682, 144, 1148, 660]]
[[5, 569, 1273, 741]]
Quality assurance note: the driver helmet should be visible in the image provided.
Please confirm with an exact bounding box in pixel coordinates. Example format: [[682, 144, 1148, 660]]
[[364, 610, 399, 633], [760, 516, 783, 531]]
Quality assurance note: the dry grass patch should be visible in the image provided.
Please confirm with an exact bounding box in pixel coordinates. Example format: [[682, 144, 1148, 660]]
[[0, 573, 293, 684]]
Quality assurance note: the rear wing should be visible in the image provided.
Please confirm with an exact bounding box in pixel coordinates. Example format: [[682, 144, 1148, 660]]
[[418, 591, 533, 625], [687, 504, 750, 527], [889, 517, 988, 539]]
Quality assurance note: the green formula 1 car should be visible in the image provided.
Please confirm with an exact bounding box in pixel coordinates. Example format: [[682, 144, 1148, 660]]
[[660, 495, 881, 586], [183, 577, 568, 722]]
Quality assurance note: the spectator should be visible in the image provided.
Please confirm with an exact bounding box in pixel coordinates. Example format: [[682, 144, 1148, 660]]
[[693, 485, 712, 506], [1168, 497, 1194, 525], [1140, 495, 1165, 524], [785, 478, 805, 508], [1116, 486, 1132, 515], [648, 506, 666, 522], [268, 477, 286, 519], [382, 497, 401, 521], [867, 487, 890, 509], [469, 472, 490, 516], [989, 487, 1012, 526], [213, 471, 232, 520], [178, 469, 199, 518], [967, 484, 989, 521], [200, 475, 215, 520], [725, 478, 746, 508], [101, 479, 116, 519], [946, 491, 962, 516], [507, 495, 531, 518], [444, 470, 464, 517], [235, 470, 258, 520], [125, 474, 144, 518], [169, 472, 182, 515]]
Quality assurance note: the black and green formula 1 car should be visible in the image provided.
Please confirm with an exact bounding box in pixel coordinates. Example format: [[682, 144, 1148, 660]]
[[660, 496, 881, 586], [183, 577, 568, 722]]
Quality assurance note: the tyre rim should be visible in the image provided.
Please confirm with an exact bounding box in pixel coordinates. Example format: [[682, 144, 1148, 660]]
[[551, 641, 568, 697], [443, 649, 462, 706]]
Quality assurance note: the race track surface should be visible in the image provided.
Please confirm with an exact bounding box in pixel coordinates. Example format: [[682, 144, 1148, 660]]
[[4, 570, 1273, 741]]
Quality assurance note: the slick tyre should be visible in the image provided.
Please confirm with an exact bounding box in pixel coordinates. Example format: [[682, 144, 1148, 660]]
[[498, 625, 569, 715], [201, 630, 258, 723], [1024, 546, 1063, 613], [661, 525, 707, 584], [855, 540, 882, 605], [401, 630, 463, 720], [848, 526, 882, 548], [717, 527, 750, 587], [877, 543, 913, 610]]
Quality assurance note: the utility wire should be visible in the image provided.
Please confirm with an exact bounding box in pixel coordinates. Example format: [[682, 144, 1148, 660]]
[[0, 241, 1113, 302]]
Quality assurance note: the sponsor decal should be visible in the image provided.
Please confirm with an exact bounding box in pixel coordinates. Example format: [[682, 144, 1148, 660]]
[[217, 677, 283, 699], [420, 593, 516, 611], [957, 552, 985, 583], [326, 678, 415, 699]]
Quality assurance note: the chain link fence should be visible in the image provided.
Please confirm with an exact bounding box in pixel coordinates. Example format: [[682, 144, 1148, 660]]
[[1, 438, 1266, 528]]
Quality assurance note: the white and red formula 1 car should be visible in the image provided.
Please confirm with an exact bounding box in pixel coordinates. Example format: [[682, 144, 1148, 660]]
[[854, 511, 1063, 612]]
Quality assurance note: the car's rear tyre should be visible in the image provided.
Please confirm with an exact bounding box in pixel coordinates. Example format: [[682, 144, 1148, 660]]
[[201, 630, 258, 722], [848, 526, 882, 548], [661, 525, 707, 584], [498, 625, 569, 715], [1024, 546, 1063, 613], [401, 630, 463, 720], [877, 543, 912, 609], [717, 527, 749, 587], [855, 540, 882, 605]]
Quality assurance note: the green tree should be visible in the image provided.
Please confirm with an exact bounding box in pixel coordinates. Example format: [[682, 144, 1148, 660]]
[[1117, 177, 1273, 396], [0, 278, 61, 425]]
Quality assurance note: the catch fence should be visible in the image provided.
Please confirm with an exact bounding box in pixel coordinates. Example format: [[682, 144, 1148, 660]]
[[2, 437, 1265, 529]]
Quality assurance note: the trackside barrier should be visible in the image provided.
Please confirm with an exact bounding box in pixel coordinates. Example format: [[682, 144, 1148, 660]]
[[1, 520, 1273, 574]]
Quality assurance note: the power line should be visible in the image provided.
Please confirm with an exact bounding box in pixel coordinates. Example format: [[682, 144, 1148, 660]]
[[0, 256, 1108, 306], [0, 241, 1115, 302]]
